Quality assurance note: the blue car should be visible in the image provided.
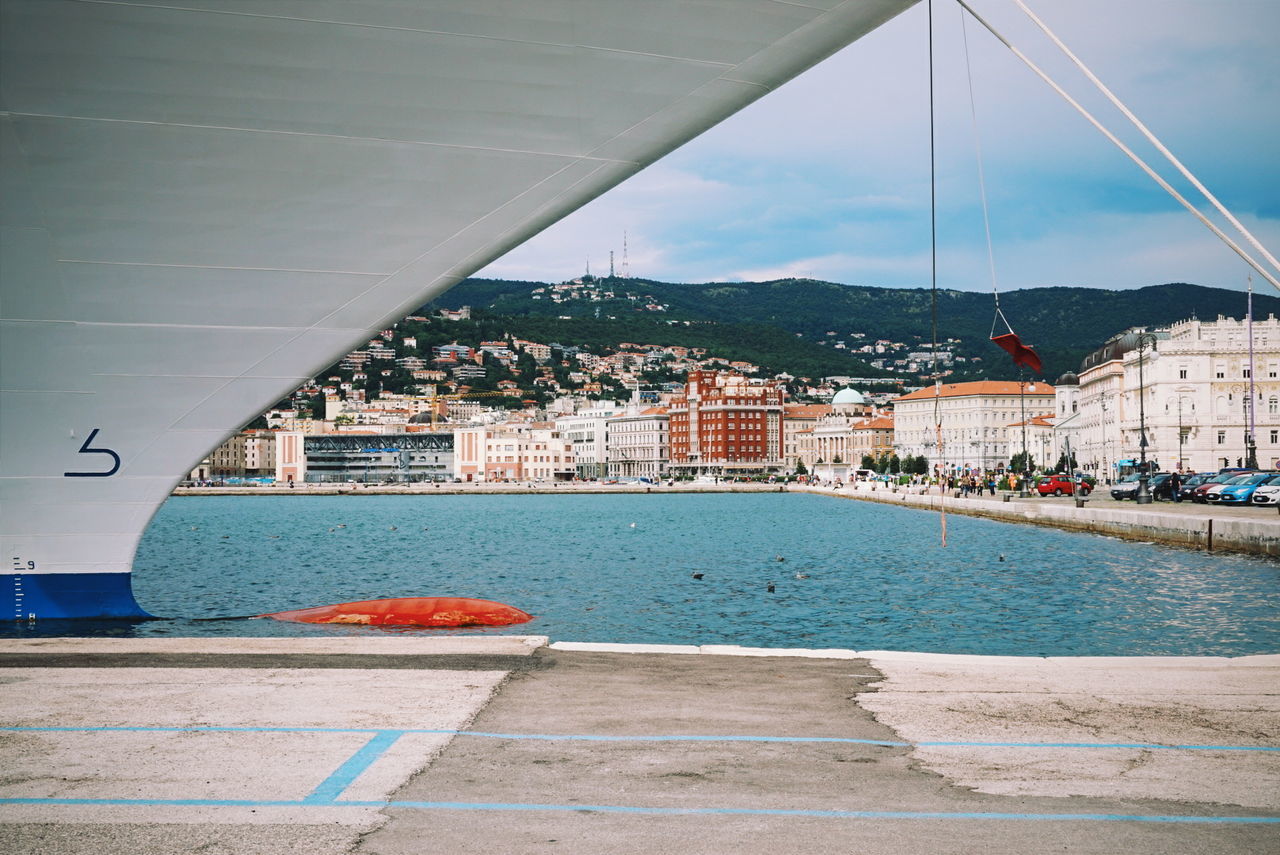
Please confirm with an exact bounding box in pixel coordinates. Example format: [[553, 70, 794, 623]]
[[1210, 472, 1279, 504]]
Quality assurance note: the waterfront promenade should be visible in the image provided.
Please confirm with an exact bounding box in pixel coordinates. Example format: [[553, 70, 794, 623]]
[[1, 637, 1276, 854]]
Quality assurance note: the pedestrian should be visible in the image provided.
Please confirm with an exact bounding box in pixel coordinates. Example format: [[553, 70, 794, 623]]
[[1169, 470, 1183, 503]]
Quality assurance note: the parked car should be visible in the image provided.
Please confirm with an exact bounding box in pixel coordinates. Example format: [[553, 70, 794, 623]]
[[1187, 471, 1249, 504], [1192, 470, 1255, 503], [1152, 473, 1183, 500], [1111, 473, 1172, 501], [1251, 475, 1280, 505], [1036, 474, 1091, 496], [1110, 473, 1141, 500], [1177, 472, 1217, 501], [1210, 472, 1279, 504]]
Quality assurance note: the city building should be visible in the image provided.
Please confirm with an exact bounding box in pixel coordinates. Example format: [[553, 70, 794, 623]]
[[797, 387, 893, 481], [782, 403, 832, 472], [850, 414, 895, 462], [189, 429, 278, 481], [555, 403, 625, 479], [892, 380, 1056, 474], [668, 371, 785, 476], [274, 432, 454, 483], [605, 403, 670, 480], [453, 423, 573, 482], [1074, 315, 1280, 476]]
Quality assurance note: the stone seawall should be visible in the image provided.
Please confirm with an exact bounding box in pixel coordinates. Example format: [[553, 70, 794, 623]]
[[803, 485, 1280, 557]]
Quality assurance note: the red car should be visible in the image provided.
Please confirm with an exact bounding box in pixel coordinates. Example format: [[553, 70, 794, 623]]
[[1036, 475, 1091, 497]]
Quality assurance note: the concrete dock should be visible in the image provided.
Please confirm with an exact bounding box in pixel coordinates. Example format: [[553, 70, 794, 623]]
[[1, 637, 1276, 854]]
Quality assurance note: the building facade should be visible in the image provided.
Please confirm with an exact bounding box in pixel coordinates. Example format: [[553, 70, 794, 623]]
[[668, 371, 785, 475], [892, 381, 1056, 474], [274, 432, 454, 483], [605, 406, 670, 480], [453, 423, 574, 482], [782, 403, 832, 472], [1073, 316, 1280, 476], [555, 404, 624, 479]]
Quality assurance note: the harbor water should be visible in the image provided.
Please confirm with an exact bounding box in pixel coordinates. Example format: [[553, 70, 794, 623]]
[[13, 493, 1280, 655]]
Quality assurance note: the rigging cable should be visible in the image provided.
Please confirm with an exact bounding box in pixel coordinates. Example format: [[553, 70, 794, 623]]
[[958, 10, 1007, 340], [1011, 0, 1280, 282], [928, 0, 947, 547], [953, 0, 1280, 294]]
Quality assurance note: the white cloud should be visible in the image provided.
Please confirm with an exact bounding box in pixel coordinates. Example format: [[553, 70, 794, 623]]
[[480, 0, 1279, 294]]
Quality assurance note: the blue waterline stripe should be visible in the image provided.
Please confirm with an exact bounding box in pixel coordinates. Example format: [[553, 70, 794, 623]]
[[303, 730, 403, 804], [1, 797, 1276, 823], [4, 726, 1276, 753]]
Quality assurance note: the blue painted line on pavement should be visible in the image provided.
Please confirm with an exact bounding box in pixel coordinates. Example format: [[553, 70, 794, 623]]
[[918, 740, 1280, 752], [3, 725, 1276, 752], [376, 801, 1280, 823], [303, 730, 403, 804], [0, 798, 314, 807], [455, 730, 910, 747], [1, 797, 1276, 823]]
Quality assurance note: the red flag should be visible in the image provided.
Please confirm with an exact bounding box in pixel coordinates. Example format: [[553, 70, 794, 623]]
[[990, 332, 1043, 374]]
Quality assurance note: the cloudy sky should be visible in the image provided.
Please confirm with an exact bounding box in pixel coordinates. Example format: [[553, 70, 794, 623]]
[[478, 0, 1279, 294]]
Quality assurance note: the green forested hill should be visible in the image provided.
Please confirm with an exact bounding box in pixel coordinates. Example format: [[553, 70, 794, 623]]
[[426, 278, 1277, 381]]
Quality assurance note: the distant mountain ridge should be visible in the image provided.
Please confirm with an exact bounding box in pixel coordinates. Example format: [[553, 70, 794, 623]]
[[429, 278, 1278, 382]]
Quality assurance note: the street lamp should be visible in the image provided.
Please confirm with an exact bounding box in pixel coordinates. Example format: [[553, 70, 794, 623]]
[[1177, 398, 1186, 472], [1019, 373, 1031, 497], [1133, 332, 1159, 504]]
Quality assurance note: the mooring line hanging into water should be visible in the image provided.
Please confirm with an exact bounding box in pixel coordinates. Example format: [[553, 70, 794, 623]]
[[953, 0, 1280, 293], [927, 0, 947, 548]]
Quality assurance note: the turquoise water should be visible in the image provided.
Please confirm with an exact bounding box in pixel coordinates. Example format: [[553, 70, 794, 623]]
[[28, 494, 1280, 654]]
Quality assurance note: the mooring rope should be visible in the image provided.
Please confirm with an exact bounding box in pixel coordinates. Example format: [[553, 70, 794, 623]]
[[928, 0, 947, 547]]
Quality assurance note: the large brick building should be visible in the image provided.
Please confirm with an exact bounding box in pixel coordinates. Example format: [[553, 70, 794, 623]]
[[668, 371, 785, 476]]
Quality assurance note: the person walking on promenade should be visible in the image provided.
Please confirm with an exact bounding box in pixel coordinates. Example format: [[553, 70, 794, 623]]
[[1170, 470, 1183, 502]]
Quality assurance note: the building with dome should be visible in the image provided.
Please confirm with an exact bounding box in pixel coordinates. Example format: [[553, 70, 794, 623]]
[[831, 387, 871, 416], [795, 388, 893, 480]]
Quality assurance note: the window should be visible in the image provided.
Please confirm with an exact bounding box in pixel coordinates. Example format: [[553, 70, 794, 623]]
[[1217, 430, 1226, 445], [1272, 430, 1279, 444]]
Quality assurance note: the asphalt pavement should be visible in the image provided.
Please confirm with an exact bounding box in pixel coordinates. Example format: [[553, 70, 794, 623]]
[[1, 638, 1275, 854]]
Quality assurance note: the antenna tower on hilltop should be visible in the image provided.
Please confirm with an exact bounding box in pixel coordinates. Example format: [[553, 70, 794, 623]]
[[622, 231, 630, 278]]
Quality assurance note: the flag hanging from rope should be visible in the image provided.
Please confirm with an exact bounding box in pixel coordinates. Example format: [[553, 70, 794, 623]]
[[990, 332, 1043, 374]]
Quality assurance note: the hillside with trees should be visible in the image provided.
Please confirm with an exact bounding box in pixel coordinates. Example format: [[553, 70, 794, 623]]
[[427, 277, 1277, 382]]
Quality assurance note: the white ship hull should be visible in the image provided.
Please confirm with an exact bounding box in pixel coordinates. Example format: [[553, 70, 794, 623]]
[[0, 0, 914, 619]]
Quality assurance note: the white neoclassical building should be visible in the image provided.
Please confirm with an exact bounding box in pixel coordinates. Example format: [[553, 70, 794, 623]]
[[605, 404, 670, 480], [892, 380, 1056, 474], [1071, 315, 1280, 476], [555, 402, 625, 479]]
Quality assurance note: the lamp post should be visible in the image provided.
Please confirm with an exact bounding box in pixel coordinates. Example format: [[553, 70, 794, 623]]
[[1177, 398, 1185, 472], [1245, 275, 1258, 469], [1134, 332, 1159, 504], [1018, 373, 1031, 497]]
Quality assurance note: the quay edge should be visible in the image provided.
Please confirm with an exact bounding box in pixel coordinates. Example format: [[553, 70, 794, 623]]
[[802, 484, 1280, 558]]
